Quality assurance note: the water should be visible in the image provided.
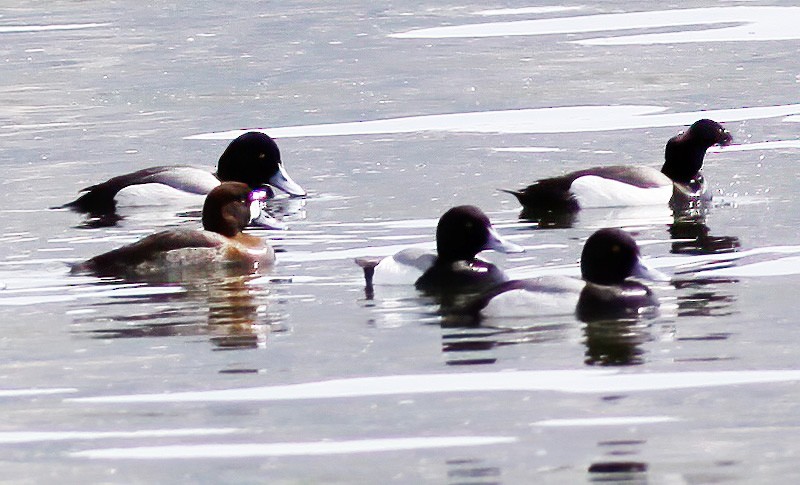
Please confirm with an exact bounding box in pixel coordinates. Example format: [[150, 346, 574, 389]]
[[3, 1, 800, 482]]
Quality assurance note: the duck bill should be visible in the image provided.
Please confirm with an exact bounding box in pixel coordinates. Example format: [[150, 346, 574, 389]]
[[485, 227, 525, 254], [717, 129, 733, 146], [631, 258, 670, 282], [269, 164, 307, 197]]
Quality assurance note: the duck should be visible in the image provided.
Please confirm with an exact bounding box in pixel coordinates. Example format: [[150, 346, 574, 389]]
[[70, 182, 275, 277], [356, 205, 524, 294], [470, 228, 666, 321], [63, 131, 306, 218], [503, 119, 732, 213]]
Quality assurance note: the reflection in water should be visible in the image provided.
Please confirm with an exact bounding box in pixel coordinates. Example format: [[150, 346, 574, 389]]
[[583, 318, 651, 367], [440, 319, 572, 366], [576, 279, 659, 367], [73, 272, 283, 351], [588, 461, 648, 484], [264, 197, 307, 223], [446, 458, 502, 484], [671, 278, 738, 318], [519, 206, 577, 229], [669, 211, 740, 255]]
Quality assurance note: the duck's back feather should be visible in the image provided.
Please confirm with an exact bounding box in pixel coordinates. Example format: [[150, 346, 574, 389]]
[[64, 166, 219, 212], [70, 229, 227, 275], [507, 165, 671, 210]]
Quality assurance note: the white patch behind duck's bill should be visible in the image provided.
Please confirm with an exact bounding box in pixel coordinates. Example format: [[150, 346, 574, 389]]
[[185, 104, 800, 140], [70, 369, 800, 403], [391, 6, 800, 45], [72, 436, 517, 459], [570, 175, 673, 209]]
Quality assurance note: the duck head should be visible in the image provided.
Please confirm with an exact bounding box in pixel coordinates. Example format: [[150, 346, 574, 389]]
[[202, 182, 262, 237], [580, 228, 667, 285], [435, 205, 523, 262], [216, 132, 306, 197]]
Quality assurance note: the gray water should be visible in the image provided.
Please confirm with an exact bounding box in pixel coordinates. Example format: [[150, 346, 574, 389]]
[[3, 1, 800, 482]]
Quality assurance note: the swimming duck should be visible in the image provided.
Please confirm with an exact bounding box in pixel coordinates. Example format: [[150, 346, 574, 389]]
[[63, 132, 306, 217], [356, 205, 524, 294], [472, 228, 666, 320], [70, 182, 275, 276], [503, 119, 732, 213]]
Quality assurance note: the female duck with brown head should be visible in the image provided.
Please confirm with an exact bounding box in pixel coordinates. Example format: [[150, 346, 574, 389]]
[[71, 182, 275, 277]]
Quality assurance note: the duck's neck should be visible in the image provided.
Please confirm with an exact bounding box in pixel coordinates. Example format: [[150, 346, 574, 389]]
[[662, 137, 707, 184]]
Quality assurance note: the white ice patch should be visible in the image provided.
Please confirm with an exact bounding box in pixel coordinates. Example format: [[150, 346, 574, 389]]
[[0, 428, 238, 444], [475, 6, 584, 17], [699, 256, 800, 278], [570, 175, 673, 208], [72, 436, 517, 459], [186, 104, 800, 140], [710, 140, 800, 153], [0, 23, 111, 34], [70, 369, 800, 403], [533, 416, 678, 427], [391, 6, 800, 45], [492, 146, 563, 153]]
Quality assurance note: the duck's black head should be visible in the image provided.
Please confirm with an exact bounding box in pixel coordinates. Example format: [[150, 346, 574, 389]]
[[217, 132, 306, 196], [202, 182, 257, 237], [661, 119, 731, 184], [435, 205, 522, 262], [580, 228, 664, 285], [687, 119, 733, 147]]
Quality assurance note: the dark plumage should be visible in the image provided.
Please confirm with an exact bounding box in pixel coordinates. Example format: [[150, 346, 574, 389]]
[[466, 228, 664, 320], [63, 132, 305, 214], [355, 206, 523, 293], [503, 119, 732, 212], [414, 205, 523, 294], [70, 182, 275, 277]]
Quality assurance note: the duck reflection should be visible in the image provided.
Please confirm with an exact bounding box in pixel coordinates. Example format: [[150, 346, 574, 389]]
[[73, 271, 283, 351], [445, 458, 502, 483], [519, 205, 578, 229], [671, 277, 738, 318], [669, 210, 740, 255], [588, 461, 648, 484], [582, 317, 651, 367]]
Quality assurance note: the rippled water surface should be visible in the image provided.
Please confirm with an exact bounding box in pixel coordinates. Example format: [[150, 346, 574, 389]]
[[3, 1, 800, 482]]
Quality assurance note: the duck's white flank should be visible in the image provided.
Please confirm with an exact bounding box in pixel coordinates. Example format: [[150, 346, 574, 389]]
[[571, 175, 673, 208]]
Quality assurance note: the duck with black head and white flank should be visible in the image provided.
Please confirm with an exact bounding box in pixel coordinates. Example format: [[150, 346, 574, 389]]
[[62, 132, 305, 228], [70, 182, 276, 277], [469, 228, 667, 321], [503, 119, 732, 215], [356, 205, 524, 295]]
